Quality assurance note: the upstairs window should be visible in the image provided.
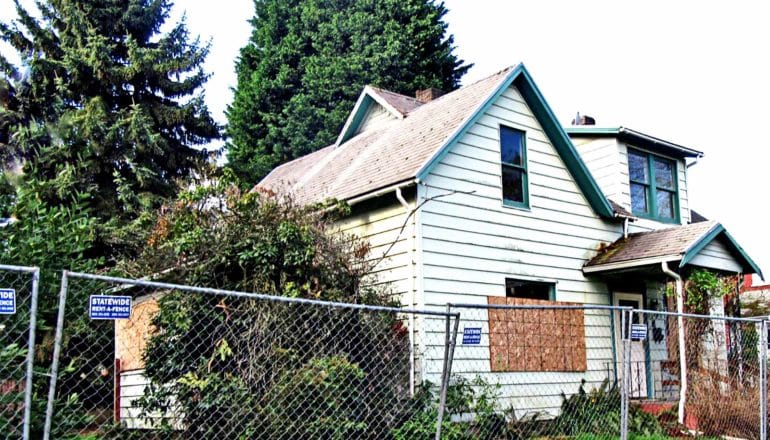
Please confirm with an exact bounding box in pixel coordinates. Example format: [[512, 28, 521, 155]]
[[628, 148, 679, 222], [500, 126, 528, 208]]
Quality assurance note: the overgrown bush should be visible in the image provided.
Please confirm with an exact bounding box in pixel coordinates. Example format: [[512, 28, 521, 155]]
[[124, 178, 413, 438]]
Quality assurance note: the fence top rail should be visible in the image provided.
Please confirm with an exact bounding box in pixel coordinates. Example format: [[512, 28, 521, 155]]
[[64, 271, 459, 318], [449, 302, 633, 311], [633, 308, 764, 322], [0, 263, 39, 274]]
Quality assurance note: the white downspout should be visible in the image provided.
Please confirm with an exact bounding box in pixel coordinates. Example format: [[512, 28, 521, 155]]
[[623, 217, 629, 239], [662, 261, 687, 425], [396, 187, 416, 396]]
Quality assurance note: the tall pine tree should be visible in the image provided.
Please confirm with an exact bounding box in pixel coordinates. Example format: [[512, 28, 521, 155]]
[[0, 0, 220, 256], [227, 0, 470, 184]]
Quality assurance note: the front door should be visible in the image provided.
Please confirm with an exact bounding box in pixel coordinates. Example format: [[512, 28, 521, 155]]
[[614, 293, 647, 399]]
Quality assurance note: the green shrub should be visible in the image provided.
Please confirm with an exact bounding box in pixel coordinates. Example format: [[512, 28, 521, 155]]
[[258, 355, 368, 439], [551, 380, 663, 438], [392, 377, 507, 440]]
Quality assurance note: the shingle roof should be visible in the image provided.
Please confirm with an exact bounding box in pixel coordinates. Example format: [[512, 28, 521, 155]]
[[368, 87, 424, 115], [608, 199, 634, 218], [257, 67, 515, 204], [586, 221, 717, 267]]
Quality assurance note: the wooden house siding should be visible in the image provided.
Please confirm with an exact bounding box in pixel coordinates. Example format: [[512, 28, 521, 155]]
[[335, 198, 416, 305], [355, 103, 396, 135], [689, 238, 743, 273], [572, 137, 626, 205], [417, 84, 622, 415], [572, 136, 691, 228]]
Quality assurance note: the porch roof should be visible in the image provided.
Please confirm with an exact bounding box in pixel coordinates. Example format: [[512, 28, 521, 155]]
[[584, 221, 763, 278]]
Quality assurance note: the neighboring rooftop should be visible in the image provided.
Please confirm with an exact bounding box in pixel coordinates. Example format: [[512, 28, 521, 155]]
[[566, 126, 703, 159]]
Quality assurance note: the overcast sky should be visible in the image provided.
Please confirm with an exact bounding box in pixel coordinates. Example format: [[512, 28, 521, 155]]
[[3, 1, 769, 282]]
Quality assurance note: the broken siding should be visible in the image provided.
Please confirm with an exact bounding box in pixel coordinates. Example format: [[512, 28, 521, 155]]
[[418, 84, 622, 416]]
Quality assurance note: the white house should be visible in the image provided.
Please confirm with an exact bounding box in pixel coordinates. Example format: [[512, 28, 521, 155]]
[[257, 63, 762, 418]]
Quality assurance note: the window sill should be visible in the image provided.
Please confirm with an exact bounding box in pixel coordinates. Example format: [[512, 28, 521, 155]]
[[632, 212, 681, 225], [502, 200, 530, 211]]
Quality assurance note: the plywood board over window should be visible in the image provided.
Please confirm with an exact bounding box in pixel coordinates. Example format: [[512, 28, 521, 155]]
[[115, 296, 159, 371], [488, 297, 587, 373]]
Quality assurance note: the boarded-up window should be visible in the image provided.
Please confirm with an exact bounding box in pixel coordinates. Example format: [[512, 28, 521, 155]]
[[488, 296, 587, 372], [115, 296, 159, 371]]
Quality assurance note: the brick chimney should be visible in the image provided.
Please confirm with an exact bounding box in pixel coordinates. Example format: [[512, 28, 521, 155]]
[[415, 88, 445, 103]]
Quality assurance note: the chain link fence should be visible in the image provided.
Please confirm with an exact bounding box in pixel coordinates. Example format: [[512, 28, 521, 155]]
[[42, 272, 459, 439], [632, 309, 768, 439], [440, 300, 633, 439], [31, 270, 770, 439], [0, 265, 39, 440]]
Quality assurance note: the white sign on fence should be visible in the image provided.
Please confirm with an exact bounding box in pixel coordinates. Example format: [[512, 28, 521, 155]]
[[89, 295, 132, 320], [0, 289, 15, 314]]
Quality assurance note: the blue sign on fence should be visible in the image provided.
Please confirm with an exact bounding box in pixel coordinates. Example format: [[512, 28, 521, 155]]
[[631, 323, 647, 341], [462, 327, 482, 345], [0, 289, 15, 314], [89, 295, 132, 320]]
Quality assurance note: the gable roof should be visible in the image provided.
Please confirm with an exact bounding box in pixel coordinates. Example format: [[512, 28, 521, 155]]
[[566, 126, 703, 159], [584, 220, 763, 277], [257, 63, 615, 218], [334, 86, 424, 146]]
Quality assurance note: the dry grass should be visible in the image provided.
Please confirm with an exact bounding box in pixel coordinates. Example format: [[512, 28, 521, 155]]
[[687, 367, 761, 440]]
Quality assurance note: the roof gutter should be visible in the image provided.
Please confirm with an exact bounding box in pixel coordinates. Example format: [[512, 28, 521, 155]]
[[619, 127, 703, 158], [345, 179, 417, 207], [583, 255, 681, 274]]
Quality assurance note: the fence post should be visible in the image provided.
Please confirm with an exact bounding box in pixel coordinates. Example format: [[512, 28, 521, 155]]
[[619, 308, 629, 440], [43, 271, 69, 440], [761, 320, 768, 440], [21, 268, 40, 440], [435, 307, 460, 440]]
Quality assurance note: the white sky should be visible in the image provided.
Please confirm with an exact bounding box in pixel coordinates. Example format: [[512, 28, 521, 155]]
[[3, 1, 770, 282]]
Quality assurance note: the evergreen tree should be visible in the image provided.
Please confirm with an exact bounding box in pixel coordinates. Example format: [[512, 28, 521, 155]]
[[227, 0, 470, 184], [0, 0, 220, 256]]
